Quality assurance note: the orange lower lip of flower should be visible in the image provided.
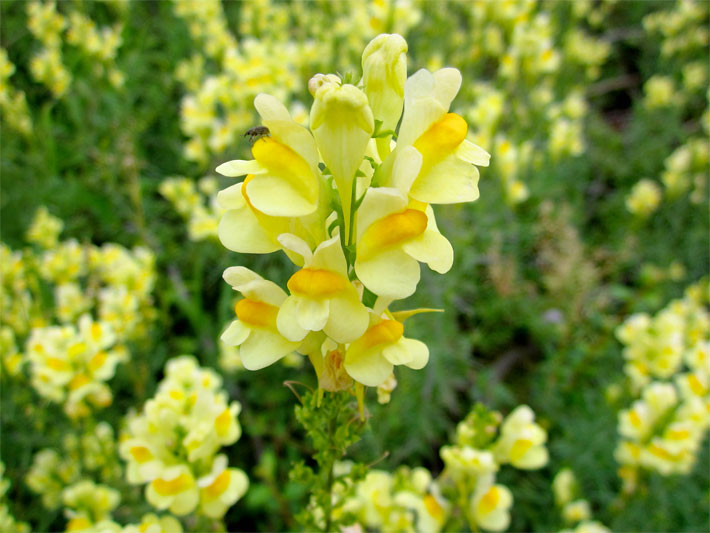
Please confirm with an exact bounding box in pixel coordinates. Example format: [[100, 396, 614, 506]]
[[287, 268, 348, 298], [235, 298, 279, 329], [205, 470, 231, 499], [353, 320, 404, 351], [414, 113, 467, 162], [152, 473, 192, 496], [359, 209, 427, 260]]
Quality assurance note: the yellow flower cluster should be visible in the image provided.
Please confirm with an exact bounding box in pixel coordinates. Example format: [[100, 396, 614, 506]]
[[26, 1, 71, 97], [553, 468, 610, 533], [216, 34, 489, 395], [338, 465, 447, 532], [625, 179, 662, 218], [61, 479, 120, 531], [159, 176, 223, 242], [334, 404, 548, 532], [661, 136, 709, 204], [0, 462, 31, 533], [172, 0, 421, 166], [627, 86, 708, 215], [65, 10, 125, 88], [0, 48, 32, 135], [439, 405, 548, 531], [615, 279, 710, 482], [27, 422, 122, 511], [643, 0, 709, 59], [26, 0, 125, 96], [1, 208, 156, 416], [451, 2, 609, 204], [119, 356, 248, 518], [25, 423, 183, 532], [2, 208, 155, 334], [27, 315, 127, 418]]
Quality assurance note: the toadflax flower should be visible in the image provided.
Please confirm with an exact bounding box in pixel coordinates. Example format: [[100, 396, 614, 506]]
[[221, 267, 300, 370], [216, 33, 489, 398], [277, 234, 369, 344]]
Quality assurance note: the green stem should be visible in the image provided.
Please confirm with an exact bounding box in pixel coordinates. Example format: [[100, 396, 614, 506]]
[[323, 400, 340, 532], [347, 175, 357, 251]]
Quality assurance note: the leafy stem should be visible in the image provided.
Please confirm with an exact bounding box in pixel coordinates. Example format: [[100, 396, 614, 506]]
[[291, 390, 367, 531]]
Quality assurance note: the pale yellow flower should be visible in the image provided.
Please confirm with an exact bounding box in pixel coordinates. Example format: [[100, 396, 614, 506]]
[[221, 267, 300, 370]]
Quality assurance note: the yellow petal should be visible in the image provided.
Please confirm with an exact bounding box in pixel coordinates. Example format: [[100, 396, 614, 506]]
[[235, 299, 279, 329], [218, 205, 280, 254], [356, 188, 408, 243], [358, 209, 428, 262], [276, 296, 309, 342], [216, 159, 265, 177], [288, 268, 349, 298], [355, 247, 420, 299], [403, 228, 454, 274], [296, 297, 330, 331], [457, 139, 491, 166], [325, 292, 370, 344], [410, 154, 480, 204], [311, 236, 348, 275], [221, 320, 250, 346], [246, 173, 317, 217], [239, 329, 297, 370], [344, 346, 393, 387]]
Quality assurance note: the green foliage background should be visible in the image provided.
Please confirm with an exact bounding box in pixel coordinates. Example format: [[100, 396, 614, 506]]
[[1, 1, 709, 531]]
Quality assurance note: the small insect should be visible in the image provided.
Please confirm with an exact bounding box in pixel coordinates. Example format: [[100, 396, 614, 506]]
[[244, 126, 270, 144]]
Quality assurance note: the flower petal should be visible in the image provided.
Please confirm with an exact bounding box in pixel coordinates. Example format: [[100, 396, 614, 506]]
[[403, 229, 454, 274], [223, 267, 263, 290], [355, 247, 420, 300], [246, 174, 317, 217], [254, 93, 319, 170], [344, 346, 393, 387], [218, 206, 280, 254], [278, 233, 313, 265], [391, 146, 423, 195], [216, 159, 265, 177], [239, 329, 297, 370], [276, 296, 309, 342], [458, 139, 491, 166], [432, 68, 462, 110], [311, 236, 348, 275], [400, 337, 429, 369], [296, 297, 330, 332], [410, 154, 479, 204], [356, 188, 408, 242], [216, 183, 246, 210], [220, 320, 250, 346], [325, 292, 369, 344]]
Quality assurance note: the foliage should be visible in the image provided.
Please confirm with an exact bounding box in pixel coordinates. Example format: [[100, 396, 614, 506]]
[[1, 0, 709, 532]]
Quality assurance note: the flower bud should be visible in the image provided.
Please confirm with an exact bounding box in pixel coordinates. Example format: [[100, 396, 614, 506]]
[[362, 34, 407, 136], [310, 79, 374, 237]]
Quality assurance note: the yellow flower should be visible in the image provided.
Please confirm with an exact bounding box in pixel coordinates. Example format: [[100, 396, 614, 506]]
[[146, 465, 199, 516], [361, 33, 408, 158], [626, 179, 662, 217], [217, 176, 290, 254], [471, 482, 513, 531], [121, 514, 183, 533], [197, 455, 248, 519], [216, 94, 320, 217], [276, 235, 369, 343], [309, 75, 374, 232], [493, 405, 548, 469], [354, 188, 453, 299], [344, 317, 428, 386], [221, 267, 300, 370], [386, 68, 489, 204]]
